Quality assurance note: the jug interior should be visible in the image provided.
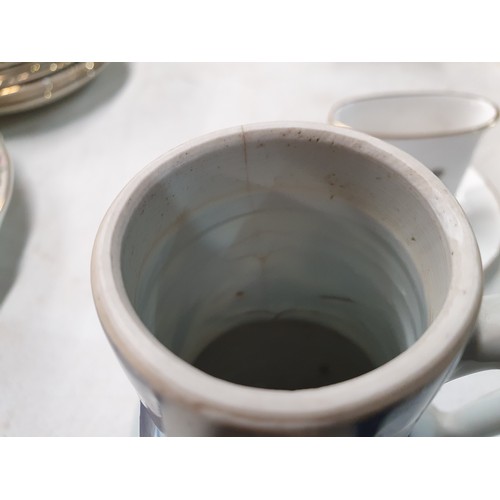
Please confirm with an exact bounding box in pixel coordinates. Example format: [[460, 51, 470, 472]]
[[119, 128, 452, 390]]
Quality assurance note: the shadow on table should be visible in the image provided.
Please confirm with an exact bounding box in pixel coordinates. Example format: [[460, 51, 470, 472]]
[[0, 62, 130, 137], [0, 167, 31, 306]]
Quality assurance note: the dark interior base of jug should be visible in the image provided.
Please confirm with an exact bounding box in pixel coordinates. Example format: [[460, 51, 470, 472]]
[[192, 318, 377, 391]]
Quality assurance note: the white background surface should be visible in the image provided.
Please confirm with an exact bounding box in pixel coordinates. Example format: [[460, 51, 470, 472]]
[[1, 62, 500, 436]]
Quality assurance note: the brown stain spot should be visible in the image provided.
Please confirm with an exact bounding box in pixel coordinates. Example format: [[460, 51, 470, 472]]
[[173, 208, 189, 228], [330, 194, 335, 199], [255, 253, 272, 269], [257, 142, 265, 148], [235, 291, 244, 298], [326, 173, 337, 186], [411, 236, 416, 241], [320, 294, 354, 303], [257, 254, 269, 265]]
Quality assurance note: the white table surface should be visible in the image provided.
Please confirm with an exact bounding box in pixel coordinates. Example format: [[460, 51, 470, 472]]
[[1, 62, 500, 436]]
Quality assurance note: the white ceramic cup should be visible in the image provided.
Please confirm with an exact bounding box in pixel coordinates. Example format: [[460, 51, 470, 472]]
[[328, 91, 499, 194], [91, 122, 500, 436]]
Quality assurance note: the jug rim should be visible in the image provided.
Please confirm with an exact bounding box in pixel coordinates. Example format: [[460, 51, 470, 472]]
[[91, 121, 483, 430]]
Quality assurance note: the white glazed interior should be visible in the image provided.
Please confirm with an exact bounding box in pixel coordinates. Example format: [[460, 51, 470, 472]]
[[91, 123, 482, 429], [329, 92, 499, 139], [122, 134, 434, 369]]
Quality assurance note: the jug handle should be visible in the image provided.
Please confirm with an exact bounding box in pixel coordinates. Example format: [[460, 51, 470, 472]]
[[412, 294, 500, 436]]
